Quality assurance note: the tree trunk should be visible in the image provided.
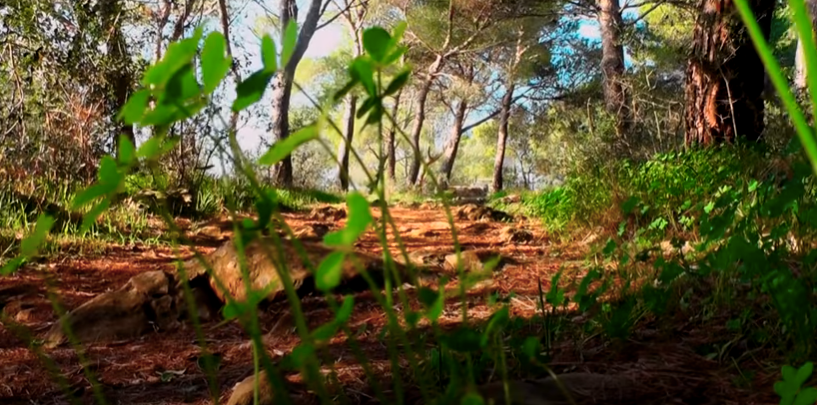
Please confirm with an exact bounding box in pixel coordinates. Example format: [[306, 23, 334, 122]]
[[407, 55, 444, 186], [684, 0, 776, 146], [387, 90, 401, 181], [439, 98, 468, 187], [101, 0, 135, 156], [339, 94, 356, 191], [598, 0, 630, 137], [492, 84, 515, 193], [795, 0, 817, 92], [271, 70, 295, 186], [270, 0, 325, 188]]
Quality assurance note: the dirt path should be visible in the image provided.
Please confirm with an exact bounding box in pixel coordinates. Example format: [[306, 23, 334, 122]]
[[0, 206, 779, 404]]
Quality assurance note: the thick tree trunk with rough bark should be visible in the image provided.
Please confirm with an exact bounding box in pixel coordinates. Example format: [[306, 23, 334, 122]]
[[684, 0, 776, 145], [387, 90, 401, 181], [795, 0, 817, 92], [439, 99, 468, 186], [492, 84, 515, 193], [407, 55, 444, 186], [598, 0, 629, 137], [339, 95, 356, 190]]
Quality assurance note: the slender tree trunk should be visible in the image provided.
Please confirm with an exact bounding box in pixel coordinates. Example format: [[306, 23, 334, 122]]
[[439, 98, 468, 187], [387, 89, 401, 181], [492, 84, 515, 193], [598, 0, 629, 138], [339, 94, 356, 190], [269, 0, 323, 188], [271, 71, 295, 186], [100, 0, 135, 156], [795, 0, 817, 92], [407, 55, 444, 186], [684, 0, 776, 146]]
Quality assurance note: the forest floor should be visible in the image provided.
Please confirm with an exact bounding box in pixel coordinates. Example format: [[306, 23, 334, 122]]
[[0, 205, 783, 404]]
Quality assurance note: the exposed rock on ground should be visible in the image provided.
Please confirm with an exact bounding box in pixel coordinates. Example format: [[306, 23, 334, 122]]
[[307, 205, 346, 222], [43, 270, 185, 348], [499, 226, 535, 244], [42, 235, 444, 348], [454, 204, 513, 222]]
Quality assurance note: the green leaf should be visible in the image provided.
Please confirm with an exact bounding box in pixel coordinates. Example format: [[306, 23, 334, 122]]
[[232, 69, 275, 112], [281, 20, 299, 68], [460, 392, 485, 405], [316, 251, 345, 291], [383, 45, 408, 65], [136, 135, 180, 160], [288, 343, 315, 369], [356, 97, 379, 119], [1, 256, 27, 276], [384, 69, 410, 96], [71, 183, 111, 209], [201, 32, 232, 94], [117, 89, 151, 124], [388, 21, 408, 49], [794, 387, 817, 405], [81, 199, 112, 233], [521, 336, 540, 359], [362, 27, 392, 62], [261, 34, 278, 72], [345, 192, 373, 240], [322, 230, 345, 247], [480, 306, 509, 346], [222, 300, 249, 320], [20, 214, 55, 257], [258, 124, 319, 166], [335, 295, 355, 324], [118, 134, 136, 166], [350, 58, 376, 96], [444, 327, 482, 353], [164, 64, 201, 102], [795, 362, 814, 387], [98, 156, 122, 185], [312, 321, 340, 341], [142, 28, 203, 87], [333, 79, 359, 102]]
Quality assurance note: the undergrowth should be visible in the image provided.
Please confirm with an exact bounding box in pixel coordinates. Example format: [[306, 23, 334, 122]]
[[3, 1, 817, 404]]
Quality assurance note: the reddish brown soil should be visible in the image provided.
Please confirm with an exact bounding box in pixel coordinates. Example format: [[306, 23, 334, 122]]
[[0, 206, 781, 404]]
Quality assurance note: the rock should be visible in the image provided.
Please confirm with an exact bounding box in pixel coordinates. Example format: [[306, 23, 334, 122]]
[[477, 372, 650, 405], [177, 236, 435, 305], [443, 250, 504, 275], [499, 226, 534, 244], [454, 204, 513, 222], [43, 270, 182, 348], [226, 371, 275, 405], [400, 249, 447, 268], [308, 205, 346, 221], [292, 223, 331, 240], [497, 194, 521, 204]]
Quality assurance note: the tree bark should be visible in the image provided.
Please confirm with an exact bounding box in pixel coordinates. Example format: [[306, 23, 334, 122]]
[[100, 0, 135, 156], [598, 0, 630, 137], [407, 55, 444, 186], [684, 0, 776, 146], [339, 94, 356, 190], [270, 71, 295, 186], [492, 83, 515, 193], [270, 0, 325, 188], [439, 98, 468, 187], [795, 0, 817, 92], [387, 89, 402, 181]]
